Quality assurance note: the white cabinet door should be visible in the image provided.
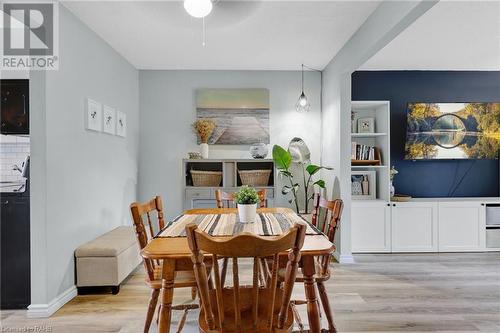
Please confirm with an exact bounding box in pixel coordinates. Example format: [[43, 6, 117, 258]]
[[438, 202, 485, 252], [391, 202, 438, 252], [351, 201, 391, 253]]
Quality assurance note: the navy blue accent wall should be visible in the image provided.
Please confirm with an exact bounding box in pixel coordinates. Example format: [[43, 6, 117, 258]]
[[352, 71, 500, 198]]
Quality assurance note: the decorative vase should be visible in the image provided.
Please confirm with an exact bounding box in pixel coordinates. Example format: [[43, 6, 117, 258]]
[[390, 181, 395, 197], [237, 203, 257, 223], [249, 143, 268, 159], [200, 143, 209, 159]]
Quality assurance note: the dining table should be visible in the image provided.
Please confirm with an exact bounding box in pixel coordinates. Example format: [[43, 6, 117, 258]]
[[141, 207, 335, 333]]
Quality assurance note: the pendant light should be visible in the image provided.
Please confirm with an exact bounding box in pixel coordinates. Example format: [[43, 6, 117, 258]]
[[296, 64, 311, 113], [184, 0, 213, 18]]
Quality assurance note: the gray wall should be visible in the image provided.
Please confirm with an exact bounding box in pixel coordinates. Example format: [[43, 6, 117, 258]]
[[139, 70, 322, 219], [30, 6, 139, 305]]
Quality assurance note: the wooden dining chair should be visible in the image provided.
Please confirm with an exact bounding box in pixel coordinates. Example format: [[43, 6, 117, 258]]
[[215, 188, 269, 287], [130, 196, 198, 333], [281, 194, 343, 333], [186, 222, 306, 333], [215, 189, 268, 208]]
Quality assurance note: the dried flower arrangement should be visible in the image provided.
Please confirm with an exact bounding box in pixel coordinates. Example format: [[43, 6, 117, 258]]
[[192, 119, 216, 143]]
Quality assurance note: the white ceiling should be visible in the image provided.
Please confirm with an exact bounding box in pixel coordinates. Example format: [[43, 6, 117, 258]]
[[62, 1, 380, 70], [361, 1, 500, 70]]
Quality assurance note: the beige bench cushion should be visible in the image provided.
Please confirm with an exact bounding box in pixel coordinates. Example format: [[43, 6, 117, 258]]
[[75, 226, 137, 257]]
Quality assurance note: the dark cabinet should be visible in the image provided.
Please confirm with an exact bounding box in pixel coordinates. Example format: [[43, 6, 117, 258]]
[[1, 79, 29, 135], [1, 192, 30, 309]]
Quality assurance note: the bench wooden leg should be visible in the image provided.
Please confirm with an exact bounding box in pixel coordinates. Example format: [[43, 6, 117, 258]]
[[145, 288, 160, 333]]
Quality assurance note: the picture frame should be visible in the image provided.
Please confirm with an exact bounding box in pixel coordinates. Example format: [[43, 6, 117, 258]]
[[351, 170, 376, 200], [116, 110, 127, 137], [196, 88, 270, 145], [358, 117, 375, 133], [85, 98, 102, 132], [102, 105, 116, 135]]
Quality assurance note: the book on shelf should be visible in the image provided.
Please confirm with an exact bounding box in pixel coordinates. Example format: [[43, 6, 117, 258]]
[[351, 142, 380, 164]]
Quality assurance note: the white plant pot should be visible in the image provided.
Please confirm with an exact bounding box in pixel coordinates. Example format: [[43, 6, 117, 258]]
[[200, 143, 209, 159], [237, 203, 257, 223]]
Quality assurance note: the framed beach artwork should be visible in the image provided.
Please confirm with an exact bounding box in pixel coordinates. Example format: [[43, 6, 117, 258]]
[[195, 88, 270, 145]]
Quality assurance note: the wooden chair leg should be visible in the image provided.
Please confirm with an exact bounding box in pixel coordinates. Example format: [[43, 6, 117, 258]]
[[191, 287, 197, 300], [145, 288, 160, 333], [317, 281, 337, 333], [221, 258, 228, 288], [175, 308, 189, 333], [290, 302, 305, 333]]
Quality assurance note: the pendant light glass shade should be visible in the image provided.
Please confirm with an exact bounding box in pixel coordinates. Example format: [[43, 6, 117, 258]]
[[184, 0, 213, 18], [296, 91, 310, 113], [296, 64, 310, 113]]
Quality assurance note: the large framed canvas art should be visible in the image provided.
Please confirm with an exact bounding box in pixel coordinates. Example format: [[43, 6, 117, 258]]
[[404, 103, 500, 159], [196, 88, 270, 145]]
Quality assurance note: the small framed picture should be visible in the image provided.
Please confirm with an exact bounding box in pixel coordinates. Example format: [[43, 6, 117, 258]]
[[358, 117, 375, 133], [103, 105, 116, 135], [351, 170, 376, 200], [116, 110, 127, 137], [85, 98, 102, 132]]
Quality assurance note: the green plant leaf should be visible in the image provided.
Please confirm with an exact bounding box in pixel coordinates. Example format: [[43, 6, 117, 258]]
[[234, 185, 260, 204], [305, 164, 321, 175], [273, 145, 292, 170], [313, 180, 326, 188], [306, 164, 333, 175], [282, 186, 292, 195]]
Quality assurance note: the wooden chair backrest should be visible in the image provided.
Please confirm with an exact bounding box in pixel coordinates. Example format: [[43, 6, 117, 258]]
[[186, 223, 306, 332], [130, 196, 165, 281], [215, 189, 268, 208], [311, 194, 343, 274]]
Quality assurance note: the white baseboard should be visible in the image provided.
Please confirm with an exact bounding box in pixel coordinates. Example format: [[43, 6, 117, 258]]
[[27, 286, 77, 318], [332, 251, 355, 264]]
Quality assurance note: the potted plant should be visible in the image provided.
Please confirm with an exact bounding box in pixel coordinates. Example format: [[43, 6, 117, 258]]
[[234, 185, 260, 223], [192, 119, 216, 159], [273, 144, 332, 214]]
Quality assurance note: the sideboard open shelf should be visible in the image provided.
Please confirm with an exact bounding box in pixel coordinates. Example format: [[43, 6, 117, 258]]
[[183, 159, 277, 209]]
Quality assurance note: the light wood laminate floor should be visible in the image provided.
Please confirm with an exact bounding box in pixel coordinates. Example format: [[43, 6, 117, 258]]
[[2, 253, 500, 332]]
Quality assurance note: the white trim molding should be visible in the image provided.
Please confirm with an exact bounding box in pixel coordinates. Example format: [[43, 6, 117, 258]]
[[27, 286, 77, 318], [333, 251, 355, 264]]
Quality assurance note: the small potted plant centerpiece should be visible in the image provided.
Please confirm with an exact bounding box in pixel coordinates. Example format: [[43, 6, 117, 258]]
[[234, 185, 260, 223]]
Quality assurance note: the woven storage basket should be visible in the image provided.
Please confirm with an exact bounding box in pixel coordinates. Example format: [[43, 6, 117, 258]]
[[238, 169, 272, 186], [190, 170, 223, 187]]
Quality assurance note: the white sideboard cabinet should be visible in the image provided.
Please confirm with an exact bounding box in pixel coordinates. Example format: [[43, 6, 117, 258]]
[[352, 198, 498, 253]]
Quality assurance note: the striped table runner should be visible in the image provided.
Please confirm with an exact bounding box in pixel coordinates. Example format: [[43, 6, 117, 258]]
[[157, 212, 321, 238]]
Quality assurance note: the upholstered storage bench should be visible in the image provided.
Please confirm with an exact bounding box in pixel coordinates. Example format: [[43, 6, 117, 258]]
[[75, 226, 142, 294]]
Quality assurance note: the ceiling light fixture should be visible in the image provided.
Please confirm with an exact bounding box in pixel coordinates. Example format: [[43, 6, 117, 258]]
[[184, 0, 213, 18], [296, 64, 311, 113]]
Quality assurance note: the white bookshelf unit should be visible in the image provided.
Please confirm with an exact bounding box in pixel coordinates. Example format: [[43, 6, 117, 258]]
[[350, 101, 500, 254], [351, 101, 391, 201]]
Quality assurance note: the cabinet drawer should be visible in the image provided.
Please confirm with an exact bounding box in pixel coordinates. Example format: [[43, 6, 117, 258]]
[[185, 188, 212, 201], [486, 228, 500, 248]]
